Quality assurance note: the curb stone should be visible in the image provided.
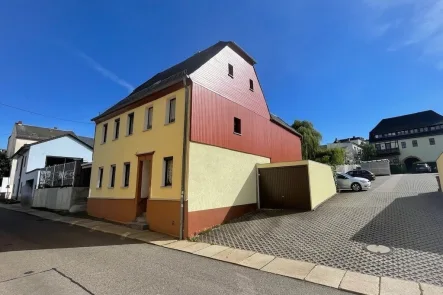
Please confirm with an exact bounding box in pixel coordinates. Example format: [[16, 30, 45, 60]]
[[2, 204, 443, 295]]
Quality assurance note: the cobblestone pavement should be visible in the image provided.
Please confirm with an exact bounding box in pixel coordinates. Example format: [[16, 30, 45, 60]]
[[198, 174, 443, 286]]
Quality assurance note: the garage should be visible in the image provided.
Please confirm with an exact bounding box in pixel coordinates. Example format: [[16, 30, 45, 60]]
[[257, 160, 336, 210]]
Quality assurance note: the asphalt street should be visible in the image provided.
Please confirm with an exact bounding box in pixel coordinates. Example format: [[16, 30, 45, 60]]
[[0, 208, 350, 295]]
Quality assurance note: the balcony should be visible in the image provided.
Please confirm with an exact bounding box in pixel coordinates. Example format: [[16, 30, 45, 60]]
[[376, 147, 400, 156]]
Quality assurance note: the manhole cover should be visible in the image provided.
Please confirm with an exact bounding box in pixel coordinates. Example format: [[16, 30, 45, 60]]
[[366, 244, 392, 254]]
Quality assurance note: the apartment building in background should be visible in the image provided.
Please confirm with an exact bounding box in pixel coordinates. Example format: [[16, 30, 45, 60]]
[[326, 136, 366, 164], [88, 41, 302, 238], [369, 110, 443, 171]]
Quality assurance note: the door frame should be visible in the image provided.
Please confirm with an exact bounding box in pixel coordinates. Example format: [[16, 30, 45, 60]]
[[136, 152, 154, 216]]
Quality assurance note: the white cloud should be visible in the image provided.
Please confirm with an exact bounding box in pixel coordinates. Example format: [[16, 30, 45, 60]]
[[365, 0, 443, 70], [75, 50, 134, 92]]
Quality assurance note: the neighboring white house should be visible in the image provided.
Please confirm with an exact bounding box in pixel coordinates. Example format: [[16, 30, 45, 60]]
[[369, 110, 443, 171], [5, 121, 94, 200], [326, 137, 366, 164], [11, 134, 93, 200]]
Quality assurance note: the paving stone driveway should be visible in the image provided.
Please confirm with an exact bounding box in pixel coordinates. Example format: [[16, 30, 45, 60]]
[[198, 174, 443, 286]]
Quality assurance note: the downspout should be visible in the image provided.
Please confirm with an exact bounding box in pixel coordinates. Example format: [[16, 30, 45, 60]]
[[179, 75, 190, 240]]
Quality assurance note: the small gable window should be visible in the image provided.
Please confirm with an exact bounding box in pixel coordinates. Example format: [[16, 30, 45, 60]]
[[234, 117, 241, 135], [249, 79, 254, 91], [228, 64, 234, 77]]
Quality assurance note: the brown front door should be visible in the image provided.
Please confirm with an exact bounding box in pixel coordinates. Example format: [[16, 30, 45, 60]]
[[136, 153, 153, 217]]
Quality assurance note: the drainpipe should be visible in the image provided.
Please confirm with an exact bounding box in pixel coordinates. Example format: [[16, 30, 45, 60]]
[[179, 75, 190, 240]]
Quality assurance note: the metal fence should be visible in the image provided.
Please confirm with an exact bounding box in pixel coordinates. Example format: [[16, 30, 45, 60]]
[[38, 162, 77, 188]]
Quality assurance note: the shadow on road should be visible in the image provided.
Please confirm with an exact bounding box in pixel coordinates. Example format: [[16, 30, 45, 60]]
[[352, 191, 443, 255], [0, 208, 142, 253]]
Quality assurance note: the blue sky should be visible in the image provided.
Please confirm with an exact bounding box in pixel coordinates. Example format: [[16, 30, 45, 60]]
[[1, 0, 443, 148]]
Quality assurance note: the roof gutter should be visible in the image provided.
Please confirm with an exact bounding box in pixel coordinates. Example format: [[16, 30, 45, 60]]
[[179, 76, 190, 240]]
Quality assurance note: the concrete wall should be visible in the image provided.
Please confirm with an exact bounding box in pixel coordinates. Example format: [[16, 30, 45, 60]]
[[33, 187, 88, 211], [187, 142, 270, 212], [437, 153, 443, 191], [307, 161, 336, 209], [336, 164, 359, 173], [27, 136, 92, 172]]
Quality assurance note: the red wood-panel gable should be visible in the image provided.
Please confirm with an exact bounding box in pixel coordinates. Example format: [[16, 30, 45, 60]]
[[190, 84, 302, 162], [190, 46, 270, 120]]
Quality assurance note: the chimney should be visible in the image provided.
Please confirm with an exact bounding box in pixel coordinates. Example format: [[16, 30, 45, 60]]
[[16, 121, 22, 125]]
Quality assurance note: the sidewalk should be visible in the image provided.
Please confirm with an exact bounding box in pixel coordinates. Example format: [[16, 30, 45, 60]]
[[1, 203, 441, 295]]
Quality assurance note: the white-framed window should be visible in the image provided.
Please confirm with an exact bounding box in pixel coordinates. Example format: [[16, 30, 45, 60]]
[[127, 113, 134, 135], [97, 167, 104, 188], [166, 98, 176, 124], [163, 157, 173, 186], [123, 162, 130, 187], [144, 106, 153, 130], [114, 118, 120, 140], [109, 165, 116, 188], [102, 123, 108, 143], [429, 138, 436, 145], [412, 140, 418, 147]]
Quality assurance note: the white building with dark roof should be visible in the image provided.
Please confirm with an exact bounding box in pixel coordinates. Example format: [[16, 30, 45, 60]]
[[369, 110, 443, 171], [5, 121, 93, 200]]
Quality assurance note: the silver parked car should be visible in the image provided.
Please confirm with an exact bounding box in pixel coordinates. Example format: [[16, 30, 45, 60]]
[[336, 172, 371, 192]]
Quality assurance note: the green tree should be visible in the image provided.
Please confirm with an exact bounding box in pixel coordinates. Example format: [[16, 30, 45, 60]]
[[314, 148, 345, 166], [291, 120, 322, 160], [0, 151, 10, 178], [361, 143, 377, 161]]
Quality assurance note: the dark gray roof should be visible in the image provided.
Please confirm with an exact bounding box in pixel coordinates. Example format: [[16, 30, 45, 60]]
[[370, 110, 443, 134], [92, 41, 256, 121], [15, 124, 74, 141], [270, 114, 302, 138], [76, 136, 94, 148]]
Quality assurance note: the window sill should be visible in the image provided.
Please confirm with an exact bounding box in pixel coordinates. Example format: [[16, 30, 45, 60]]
[[121, 186, 129, 189], [96, 187, 102, 190], [108, 186, 114, 189], [125, 133, 133, 137], [249, 88, 254, 92], [112, 138, 119, 141], [161, 185, 172, 188], [228, 74, 234, 78], [164, 121, 175, 126], [143, 128, 153, 132], [233, 132, 242, 136]]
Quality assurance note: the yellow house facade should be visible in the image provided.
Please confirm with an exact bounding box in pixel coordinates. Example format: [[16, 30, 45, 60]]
[[88, 85, 187, 236]]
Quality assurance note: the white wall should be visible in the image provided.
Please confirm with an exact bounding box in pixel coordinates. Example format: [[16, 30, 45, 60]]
[[27, 136, 92, 172], [8, 138, 37, 199], [398, 134, 443, 162]]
